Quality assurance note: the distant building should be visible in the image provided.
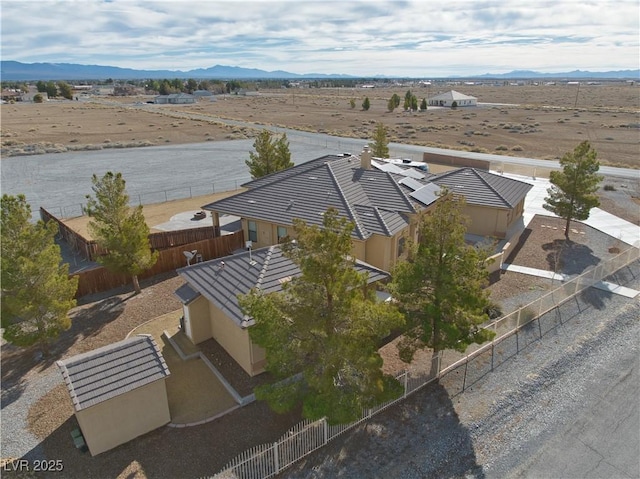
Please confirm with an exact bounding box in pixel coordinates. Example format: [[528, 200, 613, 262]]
[[427, 90, 477, 107], [154, 93, 196, 104], [193, 90, 213, 97]]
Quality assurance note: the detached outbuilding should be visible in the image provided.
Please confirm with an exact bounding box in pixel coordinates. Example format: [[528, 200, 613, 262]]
[[427, 90, 477, 107], [57, 335, 171, 456]]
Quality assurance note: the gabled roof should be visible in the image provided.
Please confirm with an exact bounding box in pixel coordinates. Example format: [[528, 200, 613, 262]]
[[427, 90, 477, 101], [176, 245, 389, 327], [57, 335, 170, 412], [203, 155, 417, 240], [429, 168, 533, 208]]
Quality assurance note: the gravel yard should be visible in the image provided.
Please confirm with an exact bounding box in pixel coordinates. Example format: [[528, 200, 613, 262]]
[[1, 175, 638, 478]]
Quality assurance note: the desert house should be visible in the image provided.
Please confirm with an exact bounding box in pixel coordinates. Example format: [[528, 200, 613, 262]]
[[57, 335, 171, 456], [154, 93, 196, 104], [202, 148, 431, 273], [427, 90, 477, 107], [202, 148, 532, 272], [174, 244, 389, 376]]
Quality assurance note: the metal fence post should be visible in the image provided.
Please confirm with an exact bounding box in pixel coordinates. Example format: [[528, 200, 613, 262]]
[[403, 371, 408, 398], [323, 417, 328, 445], [273, 441, 279, 474]]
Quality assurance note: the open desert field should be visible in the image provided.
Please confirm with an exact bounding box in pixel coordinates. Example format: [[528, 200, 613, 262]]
[[2, 83, 639, 168]]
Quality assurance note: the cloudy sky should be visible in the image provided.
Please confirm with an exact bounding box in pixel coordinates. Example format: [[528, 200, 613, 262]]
[[1, 0, 638, 77]]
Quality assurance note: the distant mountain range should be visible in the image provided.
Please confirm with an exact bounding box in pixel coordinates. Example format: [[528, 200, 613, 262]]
[[1, 60, 638, 81]]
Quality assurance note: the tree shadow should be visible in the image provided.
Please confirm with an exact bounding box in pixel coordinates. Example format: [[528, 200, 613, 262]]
[[284, 380, 484, 478], [542, 239, 600, 276], [0, 297, 125, 408]]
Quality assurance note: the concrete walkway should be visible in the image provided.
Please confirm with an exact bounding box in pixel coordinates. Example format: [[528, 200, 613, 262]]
[[127, 311, 239, 425], [503, 173, 640, 248]]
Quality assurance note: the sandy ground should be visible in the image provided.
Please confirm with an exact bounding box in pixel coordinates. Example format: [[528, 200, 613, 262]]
[[2, 84, 639, 168]]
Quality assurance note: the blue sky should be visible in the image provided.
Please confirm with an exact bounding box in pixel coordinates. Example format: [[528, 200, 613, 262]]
[[1, 0, 638, 77]]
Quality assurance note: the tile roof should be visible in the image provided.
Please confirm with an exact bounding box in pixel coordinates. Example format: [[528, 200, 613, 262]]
[[57, 335, 170, 412], [176, 245, 390, 327], [429, 167, 533, 209], [203, 155, 417, 240], [428, 90, 477, 101]]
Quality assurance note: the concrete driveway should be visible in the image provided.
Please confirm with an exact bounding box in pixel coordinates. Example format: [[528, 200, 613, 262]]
[[128, 311, 239, 426]]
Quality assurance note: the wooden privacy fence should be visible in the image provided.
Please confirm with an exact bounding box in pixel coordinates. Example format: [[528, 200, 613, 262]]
[[41, 207, 221, 262], [211, 245, 639, 479], [40, 208, 96, 262], [72, 231, 244, 298]]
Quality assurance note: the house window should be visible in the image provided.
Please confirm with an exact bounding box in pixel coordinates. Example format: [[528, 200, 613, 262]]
[[277, 226, 288, 243], [248, 220, 258, 243]]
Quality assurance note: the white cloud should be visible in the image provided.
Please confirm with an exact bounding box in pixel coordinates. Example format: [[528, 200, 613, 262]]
[[1, 0, 638, 76]]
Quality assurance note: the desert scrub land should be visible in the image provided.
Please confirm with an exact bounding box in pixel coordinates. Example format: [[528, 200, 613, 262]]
[[1, 83, 638, 167]]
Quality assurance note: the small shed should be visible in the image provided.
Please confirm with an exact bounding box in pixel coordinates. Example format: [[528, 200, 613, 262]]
[[427, 90, 477, 107], [57, 335, 171, 456]]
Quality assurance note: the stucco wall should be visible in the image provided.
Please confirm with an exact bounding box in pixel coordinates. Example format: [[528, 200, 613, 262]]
[[185, 295, 212, 345], [76, 379, 170, 456], [464, 205, 509, 238], [208, 303, 257, 376]]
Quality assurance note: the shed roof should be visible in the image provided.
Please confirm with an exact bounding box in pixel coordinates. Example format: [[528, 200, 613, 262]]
[[176, 245, 389, 327], [57, 335, 170, 412]]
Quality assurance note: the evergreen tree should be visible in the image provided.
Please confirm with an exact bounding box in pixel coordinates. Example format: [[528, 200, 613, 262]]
[[387, 97, 396, 112], [389, 189, 494, 361], [85, 172, 158, 294], [371, 122, 390, 158], [57, 81, 73, 100], [392, 93, 401, 108], [420, 98, 427, 111], [245, 130, 294, 179], [544, 141, 603, 239], [362, 96, 370, 111], [1, 194, 78, 354], [239, 208, 404, 424]]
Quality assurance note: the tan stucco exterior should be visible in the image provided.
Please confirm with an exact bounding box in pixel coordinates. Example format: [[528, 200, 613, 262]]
[[76, 379, 170, 456], [183, 296, 266, 376], [463, 198, 524, 239], [183, 295, 211, 344]]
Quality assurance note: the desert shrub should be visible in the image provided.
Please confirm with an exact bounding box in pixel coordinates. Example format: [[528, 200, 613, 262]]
[[484, 300, 503, 320], [511, 145, 524, 151], [519, 307, 537, 324], [603, 184, 616, 191], [495, 145, 508, 151]]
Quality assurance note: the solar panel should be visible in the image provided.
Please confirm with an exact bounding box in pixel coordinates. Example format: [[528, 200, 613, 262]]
[[410, 183, 441, 205], [399, 177, 426, 191]]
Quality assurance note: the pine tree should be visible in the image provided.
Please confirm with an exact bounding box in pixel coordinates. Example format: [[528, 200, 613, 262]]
[[239, 208, 404, 424], [245, 130, 294, 179], [1, 194, 78, 354], [544, 141, 603, 239], [362, 97, 370, 111], [371, 122, 390, 158], [389, 189, 494, 360], [85, 172, 158, 294]]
